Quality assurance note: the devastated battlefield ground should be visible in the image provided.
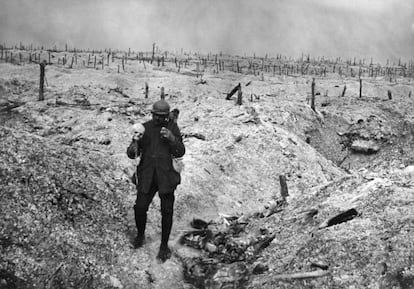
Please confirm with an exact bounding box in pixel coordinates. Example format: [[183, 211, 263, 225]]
[[0, 44, 414, 289]]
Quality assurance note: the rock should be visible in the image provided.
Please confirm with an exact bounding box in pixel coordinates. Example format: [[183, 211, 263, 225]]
[[109, 276, 123, 288], [402, 165, 414, 174], [206, 262, 249, 289], [350, 140, 380, 154], [205, 242, 217, 253], [252, 262, 268, 274], [99, 138, 111, 145]]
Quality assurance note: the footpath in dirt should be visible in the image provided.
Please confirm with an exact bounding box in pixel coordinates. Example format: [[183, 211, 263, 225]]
[[0, 54, 413, 289]]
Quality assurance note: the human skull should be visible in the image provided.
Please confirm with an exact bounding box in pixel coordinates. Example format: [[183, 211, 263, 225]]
[[132, 123, 145, 140]]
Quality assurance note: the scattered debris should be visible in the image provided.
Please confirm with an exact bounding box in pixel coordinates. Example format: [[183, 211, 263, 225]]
[[310, 261, 329, 270], [351, 140, 380, 154], [196, 79, 207, 85], [319, 208, 358, 229], [182, 132, 206, 141], [178, 208, 279, 288], [108, 87, 130, 98], [225, 83, 241, 100], [191, 218, 210, 230], [272, 270, 330, 280]]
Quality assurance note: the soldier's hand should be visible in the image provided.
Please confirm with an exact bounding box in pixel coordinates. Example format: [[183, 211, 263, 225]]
[[160, 127, 175, 142]]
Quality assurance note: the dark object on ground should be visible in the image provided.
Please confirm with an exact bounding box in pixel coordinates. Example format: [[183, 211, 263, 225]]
[[182, 258, 249, 289], [182, 257, 218, 289], [182, 132, 206, 141], [196, 80, 207, 85], [0, 269, 30, 289], [320, 208, 358, 229], [191, 218, 209, 230], [310, 261, 329, 270], [226, 83, 241, 100], [252, 263, 268, 274], [179, 229, 214, 249], [279, 175, 289, 200]]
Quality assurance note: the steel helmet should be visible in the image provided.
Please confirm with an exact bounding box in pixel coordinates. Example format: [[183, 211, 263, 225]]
[[151, 100, 170, 115]]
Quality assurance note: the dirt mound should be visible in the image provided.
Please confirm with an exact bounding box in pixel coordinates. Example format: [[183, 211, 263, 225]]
[[0, 126, 132, 289], [1, 57, 413, 289]]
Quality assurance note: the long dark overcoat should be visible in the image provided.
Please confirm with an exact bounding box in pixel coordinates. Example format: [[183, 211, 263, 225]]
[[127, 119, 185, 194]]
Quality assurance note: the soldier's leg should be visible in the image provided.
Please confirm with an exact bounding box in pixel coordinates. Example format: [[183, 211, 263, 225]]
[[157, 192, 175, 261], [160, 192, 175, 247], [134, 177, 158, 247]]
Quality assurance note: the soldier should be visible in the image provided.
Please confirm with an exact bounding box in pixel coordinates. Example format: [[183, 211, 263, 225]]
[[127, 100, 185, 262]]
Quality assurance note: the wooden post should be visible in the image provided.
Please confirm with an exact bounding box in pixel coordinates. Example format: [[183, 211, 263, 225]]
[[388, 90, 392, 100], [409, 91, 412, 98], [39, 61, 46, 101], [101, 56, 104, 70], [359, 78, 362, 98], [160, 87, 165, 99], [236, 84, 242, 105], [94, 55, 96, 68], [311, 78, 316, 111], [151, 43, 155, 64], [122, 56, 124, 71], [48, 51, 51, 64], [117, 64, 120, 73], [341, 85, 346, 97], [145, 82, 149, 98], [226, 83, 241, 100], [279, 175, 289, 201]]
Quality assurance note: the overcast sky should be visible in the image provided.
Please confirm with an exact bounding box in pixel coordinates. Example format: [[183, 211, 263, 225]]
[[1, 0, 413, 62]]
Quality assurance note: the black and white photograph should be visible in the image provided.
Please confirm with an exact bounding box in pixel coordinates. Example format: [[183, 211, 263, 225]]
[[1, 0, 413, 288]]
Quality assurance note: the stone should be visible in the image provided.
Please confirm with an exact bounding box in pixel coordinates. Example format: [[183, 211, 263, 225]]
[[350, 140, 380, 154]]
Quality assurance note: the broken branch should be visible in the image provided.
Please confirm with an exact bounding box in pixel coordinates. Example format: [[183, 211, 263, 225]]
[[272, 270, 329, 280]]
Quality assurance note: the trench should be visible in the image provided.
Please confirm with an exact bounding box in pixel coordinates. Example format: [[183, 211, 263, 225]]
[[305, 110, 414, 172]]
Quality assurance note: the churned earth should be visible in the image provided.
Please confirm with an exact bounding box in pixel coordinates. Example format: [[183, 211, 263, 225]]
[[0, 51, 413, 289]]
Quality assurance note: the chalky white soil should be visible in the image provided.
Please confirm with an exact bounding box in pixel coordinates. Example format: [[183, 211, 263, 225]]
[[0, 53, 413, 289]]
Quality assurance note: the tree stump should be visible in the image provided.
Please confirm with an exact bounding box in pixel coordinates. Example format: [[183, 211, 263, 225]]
[[236, 85, 242, 105], [145, 82, 149, 99], [279, 175, 289, 201], [161, 87, 165, 99]]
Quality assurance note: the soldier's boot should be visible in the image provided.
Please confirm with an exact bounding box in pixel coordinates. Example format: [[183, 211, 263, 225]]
[[134, 206, 147, 249]]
